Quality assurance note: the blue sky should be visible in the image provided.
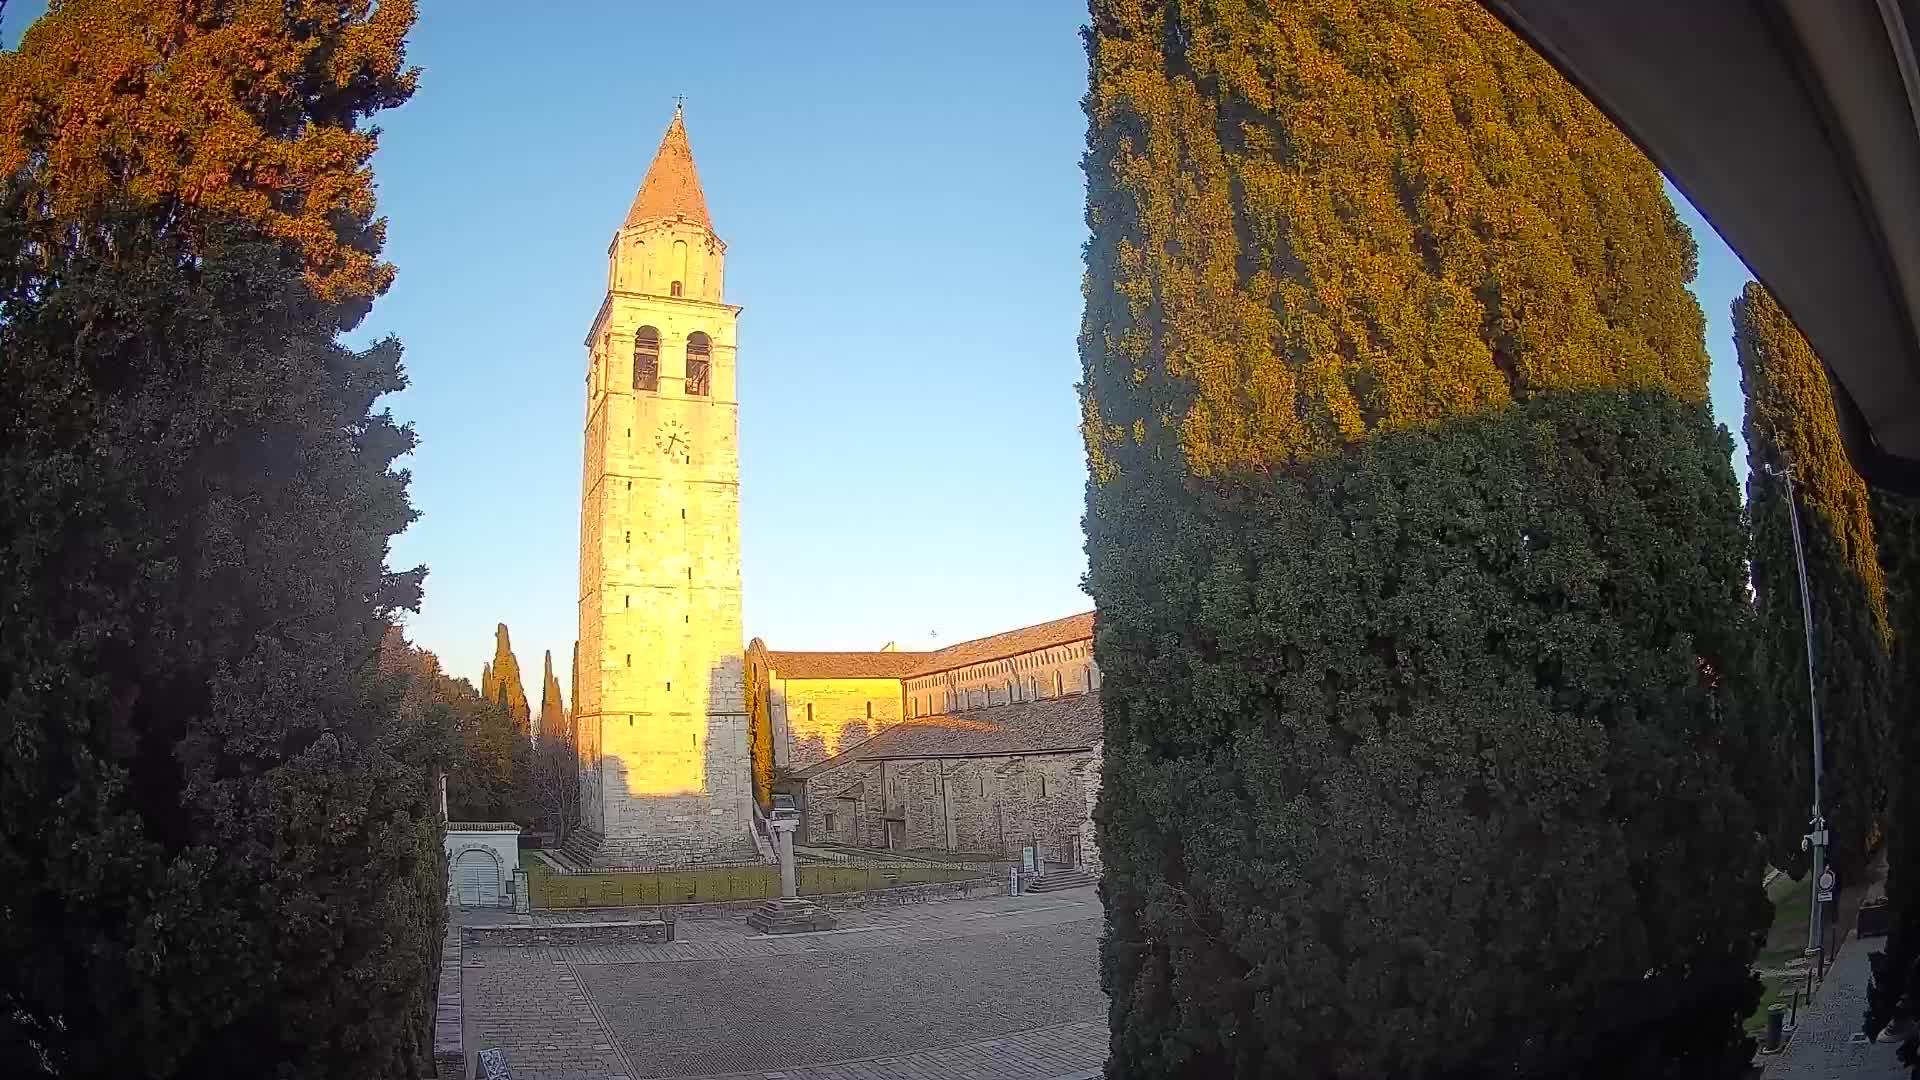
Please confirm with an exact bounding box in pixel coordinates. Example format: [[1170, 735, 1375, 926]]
[[4, 2, 1759, 696]]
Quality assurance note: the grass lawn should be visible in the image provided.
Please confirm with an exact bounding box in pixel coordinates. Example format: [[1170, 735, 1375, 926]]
[[521, 848, 983, 909], [1746, 975, 1791, 1036], [1746, 869, 1816, 1034]]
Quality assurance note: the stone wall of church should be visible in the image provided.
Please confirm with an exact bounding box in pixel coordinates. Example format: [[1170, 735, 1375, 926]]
[[769, 677, 905, 769], [576, 204, 751, 866], [901, 640, 1100, 719], [802, 749, 1101, 869]]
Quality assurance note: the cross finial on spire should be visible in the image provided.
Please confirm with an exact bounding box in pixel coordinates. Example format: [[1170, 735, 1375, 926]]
[[623, 102, 713, 232], [674, 94, 685, 116]]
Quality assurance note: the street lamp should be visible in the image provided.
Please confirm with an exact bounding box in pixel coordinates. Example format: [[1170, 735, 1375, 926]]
[[1763, 458, 1830, 973]]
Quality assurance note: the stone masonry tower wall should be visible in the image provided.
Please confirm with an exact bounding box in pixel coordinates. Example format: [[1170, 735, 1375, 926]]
[[576, 106, 755, 867]]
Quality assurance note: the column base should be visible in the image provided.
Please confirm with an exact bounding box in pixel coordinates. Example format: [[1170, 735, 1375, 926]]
[[745, 897, 836, 935]]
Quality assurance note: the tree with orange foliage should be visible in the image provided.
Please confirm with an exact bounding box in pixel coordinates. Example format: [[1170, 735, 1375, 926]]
[[0, 3, 437, 1075], [0, 0, 417, 327]]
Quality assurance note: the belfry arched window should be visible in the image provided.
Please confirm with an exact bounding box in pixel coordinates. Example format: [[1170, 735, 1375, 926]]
[[685, 332, 712, 397], [633, 326, 660, 391]]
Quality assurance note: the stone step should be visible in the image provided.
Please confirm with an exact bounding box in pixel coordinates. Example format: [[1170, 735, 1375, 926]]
[[1025, 868, 1098, 893], [746, 897, 837, 934], [539, 846, 592, 874]]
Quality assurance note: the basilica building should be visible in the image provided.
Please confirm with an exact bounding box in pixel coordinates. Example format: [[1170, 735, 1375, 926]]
[[570, 108, 1102, 875]]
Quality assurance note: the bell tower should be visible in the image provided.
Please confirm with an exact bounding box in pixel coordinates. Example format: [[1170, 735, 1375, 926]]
[[574, 105, 754, 867]]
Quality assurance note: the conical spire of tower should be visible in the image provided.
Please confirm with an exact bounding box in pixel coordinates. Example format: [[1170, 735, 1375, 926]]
[[623, 103, 714, 232]]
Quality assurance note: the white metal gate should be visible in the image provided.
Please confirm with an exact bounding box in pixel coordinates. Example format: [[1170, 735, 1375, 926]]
[[454, 849, 500, 907]]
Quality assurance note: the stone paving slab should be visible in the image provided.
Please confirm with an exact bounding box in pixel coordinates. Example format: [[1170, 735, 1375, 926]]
[[553, 894, 1100, 967], [577, 920, 1103, 1078], [461, 886, 1107, 1080], [463, 949, 633, 1080], [668, 1019, 1105, 1080]]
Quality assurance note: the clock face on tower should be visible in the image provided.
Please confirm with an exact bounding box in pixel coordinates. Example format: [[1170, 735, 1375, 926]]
[[654, 418, 692, 464]]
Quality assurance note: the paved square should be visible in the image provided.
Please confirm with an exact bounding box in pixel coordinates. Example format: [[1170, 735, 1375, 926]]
[[462, 888, 1109, 1080]]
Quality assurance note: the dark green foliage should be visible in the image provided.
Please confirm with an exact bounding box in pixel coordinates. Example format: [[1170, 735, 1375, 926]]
[[1089, 392, 1766, 1078], [1080, 1, 1767, 1075], [480, 622, 532, 733], [0, 210, 447, 1077], [445, 683, 531, 825], [1736, 283, 1891, 885], [1867, 492, 1920, 1063]]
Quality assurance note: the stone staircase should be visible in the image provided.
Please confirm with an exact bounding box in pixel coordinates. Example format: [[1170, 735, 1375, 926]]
[[1024, 866, 1098, 893], [547, 828, 604, 872]]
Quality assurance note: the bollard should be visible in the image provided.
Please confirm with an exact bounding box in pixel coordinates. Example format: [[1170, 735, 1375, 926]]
[[1763, 1003, 1787, 1054]]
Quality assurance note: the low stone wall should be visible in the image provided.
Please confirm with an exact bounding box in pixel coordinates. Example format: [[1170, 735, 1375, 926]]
[[432, 911, 463, 1078], [462, 919, 675, 949], [492, 876, 1000, 928]]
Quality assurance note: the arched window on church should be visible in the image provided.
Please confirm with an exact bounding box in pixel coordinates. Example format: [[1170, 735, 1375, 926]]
[[1052, 672, 1063, 697], [685, 332, 712, 396], [670, 280, 683, 297], [633, 326, 660, 391]]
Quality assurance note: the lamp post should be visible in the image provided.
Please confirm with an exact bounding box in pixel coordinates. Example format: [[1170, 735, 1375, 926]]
[[1764, 459, 1829, 972]]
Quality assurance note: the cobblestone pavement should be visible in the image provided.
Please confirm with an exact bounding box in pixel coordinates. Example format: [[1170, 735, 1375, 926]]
[[1764, 929, 1906, 1079], [463, 949, 631, 1080], [462, 886, 1107, 1080], [669, 1019, 1105, 1080]]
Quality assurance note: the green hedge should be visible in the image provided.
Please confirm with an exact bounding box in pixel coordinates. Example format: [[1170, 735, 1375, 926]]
[[1090, 391, 1768, 1077]]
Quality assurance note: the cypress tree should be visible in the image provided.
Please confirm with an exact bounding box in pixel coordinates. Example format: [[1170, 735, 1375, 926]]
[[1081, 2, 1765, 1075], [484, 622, 532, 733], [1868, 492, 1920, 1058], [1734, 282, 1891, 886], [540, 649, 566, 745], [0, 0, 416, 325], [745, 637, 774, 809], [0, 215, 446, 1075], [0, 3, 440, 1073]]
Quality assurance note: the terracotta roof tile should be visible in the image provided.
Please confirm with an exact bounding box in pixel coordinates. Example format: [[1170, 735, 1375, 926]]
[[796, 693, 1102, 778], [907, 611, 1095, 677], [765, 650, 924, 680], [624, 106, 713, 232], [762, 611, 1095, 685]]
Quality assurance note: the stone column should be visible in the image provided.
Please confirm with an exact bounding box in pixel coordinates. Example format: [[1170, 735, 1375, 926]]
[[775, 820, 798, 898], [746, 817, 834, 934]]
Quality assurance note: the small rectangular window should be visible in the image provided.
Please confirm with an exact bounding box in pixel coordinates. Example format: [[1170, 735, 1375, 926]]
[[825, 812, 836, 832]]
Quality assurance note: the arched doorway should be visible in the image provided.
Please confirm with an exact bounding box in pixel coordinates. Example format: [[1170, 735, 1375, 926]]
[[453, 847, 502, 908]]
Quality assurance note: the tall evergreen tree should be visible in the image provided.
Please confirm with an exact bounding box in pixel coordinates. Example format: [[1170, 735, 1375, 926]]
[[1868, 492, 1920, 1064], [483, 623, 531, 733], [1734, 282, 1892, 885], [0, 0, 416, 326], [0, 3, 439, 1072], [1081, 1, 1765, 1075], [539, 649, 565, 745], [0, 213, 445, 1075]]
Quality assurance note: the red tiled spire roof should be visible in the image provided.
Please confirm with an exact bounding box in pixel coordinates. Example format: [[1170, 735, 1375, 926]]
[[624, 104, 714, 232]]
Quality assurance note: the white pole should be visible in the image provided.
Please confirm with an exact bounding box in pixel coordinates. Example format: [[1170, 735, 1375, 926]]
[[1769, 460, 1829, 967]]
